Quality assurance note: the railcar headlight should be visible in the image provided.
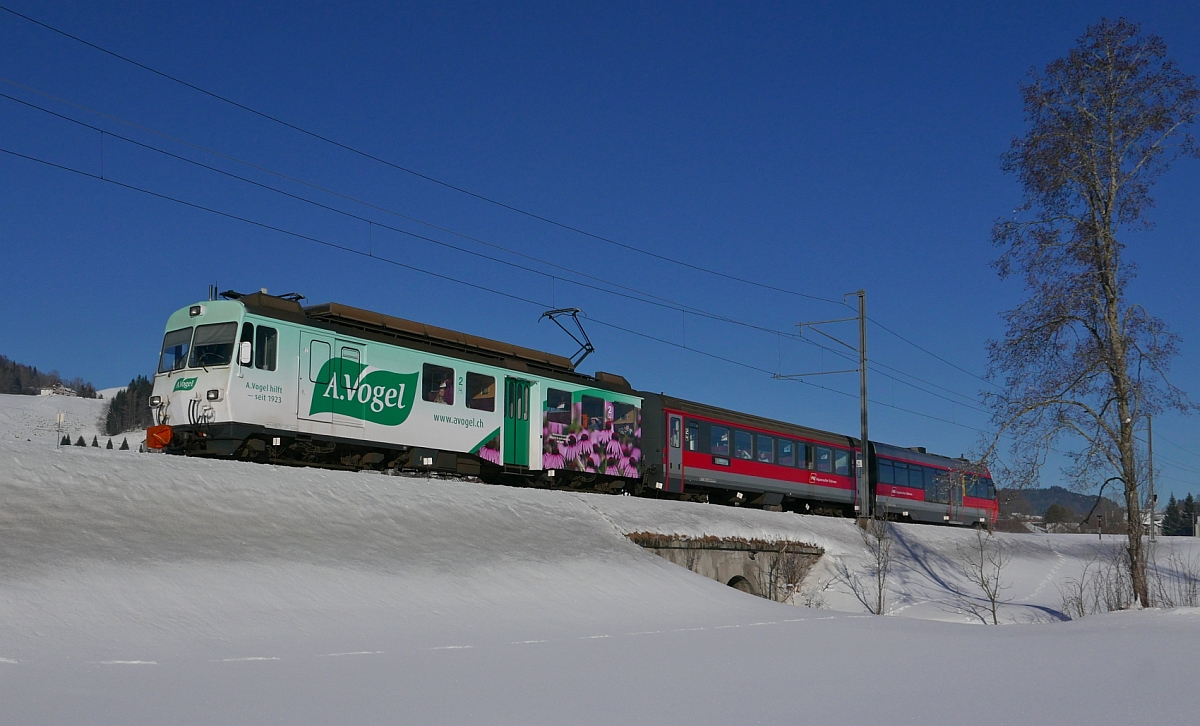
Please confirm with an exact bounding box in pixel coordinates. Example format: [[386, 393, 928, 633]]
[[149, 395, 162, 406], [189, 305, 204, 317], [206, 389, 221, 401]]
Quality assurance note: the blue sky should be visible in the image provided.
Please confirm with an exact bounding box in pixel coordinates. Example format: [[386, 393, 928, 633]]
[[1, 1, 1198, 496]]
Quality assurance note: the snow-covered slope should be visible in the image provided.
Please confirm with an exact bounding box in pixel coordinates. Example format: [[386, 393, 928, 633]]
[[2, 407, 1198, 724], [0, 391, 114, 446]]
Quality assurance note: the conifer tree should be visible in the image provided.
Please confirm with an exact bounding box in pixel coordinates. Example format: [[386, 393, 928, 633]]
[[1184, 494, 1197, 536], [119, 437, 130, 450], [60, 434, 70, 446], [74, 436, 86, 446], [1162, 495, 1182, 536], [106, 439, 114, 449], [91, 435, 99, 447]]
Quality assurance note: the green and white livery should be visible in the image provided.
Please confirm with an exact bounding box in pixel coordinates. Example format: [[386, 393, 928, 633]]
[[149, 291, 644, 486]]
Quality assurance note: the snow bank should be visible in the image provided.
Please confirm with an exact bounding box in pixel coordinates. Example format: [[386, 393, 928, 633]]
[[2, 397, 1198, 724]]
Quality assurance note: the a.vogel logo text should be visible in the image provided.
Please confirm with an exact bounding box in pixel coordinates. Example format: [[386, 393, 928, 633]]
[[173, 377, 198, 392], [308, 358, 417, 426]]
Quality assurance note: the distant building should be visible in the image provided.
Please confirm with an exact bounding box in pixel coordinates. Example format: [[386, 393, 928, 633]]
[[38, 385, 78, 397]]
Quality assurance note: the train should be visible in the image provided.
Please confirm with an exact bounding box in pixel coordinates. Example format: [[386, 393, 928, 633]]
[[146, 290, 998, 526]]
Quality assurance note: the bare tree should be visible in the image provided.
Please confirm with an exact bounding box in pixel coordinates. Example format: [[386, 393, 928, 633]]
[[859, 514, 893, 615], [987, 18, 1199, 607], [955, 529, 1012, 624]]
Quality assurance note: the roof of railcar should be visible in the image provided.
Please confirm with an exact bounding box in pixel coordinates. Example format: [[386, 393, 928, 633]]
[[226, 291, 634, 393]]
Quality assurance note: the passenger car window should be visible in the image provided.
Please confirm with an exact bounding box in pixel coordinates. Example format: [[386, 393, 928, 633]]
[[422, 363, 454, 405], [755, 435, 774, 464], [613, 402, 637, 438], [546, 389, 572, 425], [255, 327, 277, 371], [878, 460, 894, 485], [734, 430, 753, 460], [797, 442, 812, 469], [581, 396, 605, 430], [466, 373, 495, 411], [711, 426, 730, 456], [685, 421, 699, 451], [158, 327, 192, 373], [815, 446, 833, 473], [670, 417, 681, 449], [834, 449, 851, 476], [778, 440, 795, 466]]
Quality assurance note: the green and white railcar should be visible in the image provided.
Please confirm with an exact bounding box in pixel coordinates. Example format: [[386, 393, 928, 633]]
[[149, 291, 645, 486]]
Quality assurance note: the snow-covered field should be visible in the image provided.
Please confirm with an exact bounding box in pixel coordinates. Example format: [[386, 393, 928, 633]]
[[1, 394, 1197, 724]]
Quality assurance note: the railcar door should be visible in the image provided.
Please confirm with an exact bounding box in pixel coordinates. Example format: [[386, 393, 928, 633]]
[[503, 377, 531, 467], [298, 333, 334, 424], [950, 479, 963, 523], [667, 413, 683, 492]]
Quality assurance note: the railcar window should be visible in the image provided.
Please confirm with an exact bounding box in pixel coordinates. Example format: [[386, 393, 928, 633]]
[[834, 449, 851, 476], [422, 363, 455, 405], [239, 323, 254, 366], [158, 327, 193, 373], [581, 396, 606, 430], [613, 403, 637, 438], [546, 389, 572, 425], [798, 442, 812, 469], [711, 426, 730, 456], [309, 341, 331, 383], [755, 435, 774, 464], [815, 446, 833, 473], [341, 348, 361, 396], [734, 430, 753, 460], [669, 417, 681, 449], [466, 372, 495, 412], [878, 459, 894, 485], [778, 440, 795, 467], [255, 327, 277, 371], [684, 421, 699, 451], [188, 322, 238, 368]]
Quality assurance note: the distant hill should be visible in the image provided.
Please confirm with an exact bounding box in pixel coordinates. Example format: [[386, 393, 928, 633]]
[[999, 486, 1124, 523], [0, 355, 96, 398]]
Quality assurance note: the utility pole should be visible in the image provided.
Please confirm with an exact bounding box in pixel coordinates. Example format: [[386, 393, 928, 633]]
[[855, 290, 869, 527], [1148, 415, 1156, 542], [774, 290, 870, 523]]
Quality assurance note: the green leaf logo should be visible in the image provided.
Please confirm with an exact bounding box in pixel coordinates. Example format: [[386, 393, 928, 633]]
[[308, 358, 418, 426], [173, 377, 198, 392]]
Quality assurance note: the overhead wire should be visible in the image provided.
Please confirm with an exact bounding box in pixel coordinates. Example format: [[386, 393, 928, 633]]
[[0, 3, 847, 306], [0, 142, 999, 437], [0, 80, 1003, 419]]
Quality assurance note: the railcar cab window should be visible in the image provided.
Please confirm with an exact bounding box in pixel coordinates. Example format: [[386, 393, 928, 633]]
[[711, 426, 730, 456], [734, 430, 753, 460], [239, 323, 254, 366], [466, 373, 495, 412], [684, 421, 699, 451], [158, 328, 192, 373], [755, 434, 774, 464], [546, 389, 571, 425], [255, 327, 277, 371], [815, 446, 833, 473], [613, 402, 637, 438], [581, 396, 605, 431], [189, 322, 237, 368], [422, 363, 454, 405]]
